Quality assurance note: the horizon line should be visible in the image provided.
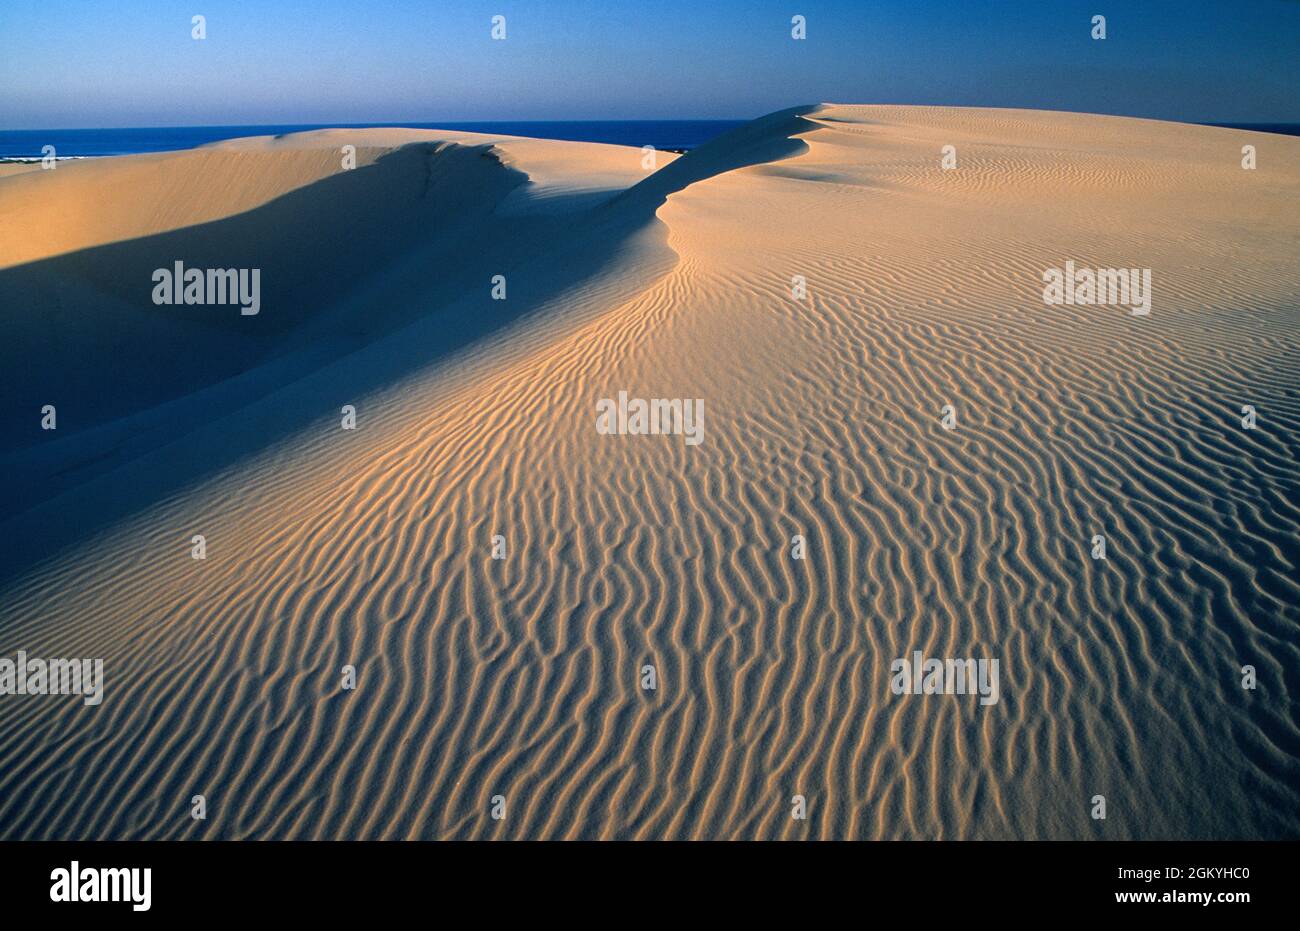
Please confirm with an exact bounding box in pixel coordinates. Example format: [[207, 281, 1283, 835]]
[[6, 108, 1300, 135]]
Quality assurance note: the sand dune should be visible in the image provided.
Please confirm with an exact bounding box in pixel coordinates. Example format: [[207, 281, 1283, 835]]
[[0, 106, 1297, 839]]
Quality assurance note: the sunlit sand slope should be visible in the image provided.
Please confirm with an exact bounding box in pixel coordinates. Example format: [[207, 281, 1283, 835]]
[[0, 106, 1297, 839]]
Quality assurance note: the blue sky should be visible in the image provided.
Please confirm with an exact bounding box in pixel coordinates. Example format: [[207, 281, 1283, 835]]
[[1, 0, 1297, 128]]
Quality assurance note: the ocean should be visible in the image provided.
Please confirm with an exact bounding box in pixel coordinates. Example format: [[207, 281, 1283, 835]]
[[1207, 123, 1300, 136], [0, 121, 748, 159]]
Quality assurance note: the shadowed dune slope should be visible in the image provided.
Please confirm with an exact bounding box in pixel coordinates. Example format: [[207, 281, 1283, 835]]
[[0, 129, 678, 540], [0, 106, 1297, 840]]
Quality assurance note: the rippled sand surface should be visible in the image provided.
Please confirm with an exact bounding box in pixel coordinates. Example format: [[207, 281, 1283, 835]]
[[1, 106, 1297, 839]]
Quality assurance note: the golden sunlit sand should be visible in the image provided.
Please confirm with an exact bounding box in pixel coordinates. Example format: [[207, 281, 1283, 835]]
[[0, 105, 1297, 839]]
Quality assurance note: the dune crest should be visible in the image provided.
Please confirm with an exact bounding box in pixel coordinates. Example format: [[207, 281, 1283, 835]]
[[1, 106, 1297, 840]]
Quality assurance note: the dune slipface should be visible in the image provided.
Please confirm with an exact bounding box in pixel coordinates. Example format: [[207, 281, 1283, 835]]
[[0, 105, 1297, 840]]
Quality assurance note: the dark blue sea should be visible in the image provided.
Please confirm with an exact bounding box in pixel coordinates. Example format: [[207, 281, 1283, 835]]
[[0, 121, 748, 159], [1207, 123, 1300, 136]]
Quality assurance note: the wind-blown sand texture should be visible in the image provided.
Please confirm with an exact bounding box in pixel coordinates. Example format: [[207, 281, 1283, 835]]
[[1, 105, 1297, 839]]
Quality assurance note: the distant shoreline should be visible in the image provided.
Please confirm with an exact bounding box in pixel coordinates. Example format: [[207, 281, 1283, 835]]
[[3, 119, 1297, 161], [0, 120, 746, 160]]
